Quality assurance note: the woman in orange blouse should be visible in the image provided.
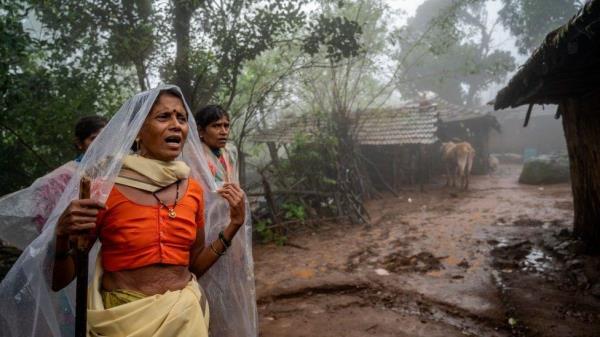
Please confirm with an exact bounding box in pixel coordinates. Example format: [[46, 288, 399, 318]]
[[50, 89, 245, 336]]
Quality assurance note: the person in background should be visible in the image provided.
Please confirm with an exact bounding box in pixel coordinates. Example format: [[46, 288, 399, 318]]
[[195, 104, 239, 185], [33, 115, 108, 227], [73, 115, 107, 162], [194, 104, 258, 337]]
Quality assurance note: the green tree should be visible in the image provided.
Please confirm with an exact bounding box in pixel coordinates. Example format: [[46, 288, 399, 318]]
[[394, 0, 515, 106], [24, 0, 363, 185], [0, 1, 131, 195], [28, 0, 362, 108], [256, 0, 390, 223], [498, 0, 583, 55], [30, 0, 154, 90], [0, 0, 364, 193]]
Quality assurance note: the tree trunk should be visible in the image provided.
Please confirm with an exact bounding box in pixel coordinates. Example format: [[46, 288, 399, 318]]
[[238, 148, 247, 187], [561, 92, 600, 251], [173, 1, 196, 105], [134, 59, 147, 91], [260, 170, 280, 225], [267, 142, 280, 167]]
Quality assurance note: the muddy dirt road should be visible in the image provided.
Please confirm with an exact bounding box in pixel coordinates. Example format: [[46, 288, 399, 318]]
[[254, 164, 600, 337]]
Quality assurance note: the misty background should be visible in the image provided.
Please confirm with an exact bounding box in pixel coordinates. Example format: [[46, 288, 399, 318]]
[[1, 0, 581, 197]]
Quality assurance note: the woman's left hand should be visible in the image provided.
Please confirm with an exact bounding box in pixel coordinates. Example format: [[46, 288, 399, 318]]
[[217, 183, 245, 227]]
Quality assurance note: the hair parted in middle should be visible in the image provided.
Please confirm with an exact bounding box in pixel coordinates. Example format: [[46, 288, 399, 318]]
[[194, 104, 230, 129]]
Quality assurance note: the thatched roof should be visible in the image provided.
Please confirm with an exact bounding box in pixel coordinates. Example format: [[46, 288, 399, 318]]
[[491, 104, 558, 121], [494, 0, 600, 109]]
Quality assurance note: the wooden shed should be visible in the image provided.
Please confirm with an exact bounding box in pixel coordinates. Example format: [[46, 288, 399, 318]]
[[494, 0, 600, 249]]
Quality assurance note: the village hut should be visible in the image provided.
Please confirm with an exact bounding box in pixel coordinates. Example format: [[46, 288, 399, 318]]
[[250, 104, 439, 193], [356, 104, 439, 190], [494, 0, 600, 249]]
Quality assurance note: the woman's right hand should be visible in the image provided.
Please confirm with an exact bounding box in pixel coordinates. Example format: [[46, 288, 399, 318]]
[[55, 199, 105, 238]]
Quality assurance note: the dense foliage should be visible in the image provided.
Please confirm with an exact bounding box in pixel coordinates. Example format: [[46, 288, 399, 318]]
[[499, 0, 582, 54], [0, 1, 131, 194], [0, 0, 362, 193], [394, 0, 515, 106]]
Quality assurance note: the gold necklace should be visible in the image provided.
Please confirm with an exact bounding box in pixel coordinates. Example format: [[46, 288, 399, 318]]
[[152, 180, 180, 219]]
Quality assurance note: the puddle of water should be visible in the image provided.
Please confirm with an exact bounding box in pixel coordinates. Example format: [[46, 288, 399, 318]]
[[522, 248, 554, 273]]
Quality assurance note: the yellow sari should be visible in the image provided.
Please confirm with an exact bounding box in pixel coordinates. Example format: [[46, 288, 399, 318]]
[[87, 258, 209, 337]]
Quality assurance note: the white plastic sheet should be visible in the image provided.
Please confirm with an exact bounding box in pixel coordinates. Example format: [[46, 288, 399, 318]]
[[0, 161, 77, 250]]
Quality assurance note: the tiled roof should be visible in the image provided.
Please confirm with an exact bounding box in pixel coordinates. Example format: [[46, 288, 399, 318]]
[[249, 98, 499, 145], [249, 99, 498, 145], [356, 105, 438, 145], [250, 104, 439, 145]]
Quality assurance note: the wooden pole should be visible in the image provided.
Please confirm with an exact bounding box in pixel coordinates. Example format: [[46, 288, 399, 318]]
[[523, 103, 534, 127], [75, 176, 91, 337]]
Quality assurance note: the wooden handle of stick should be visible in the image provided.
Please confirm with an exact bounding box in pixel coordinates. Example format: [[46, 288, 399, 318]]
[[77, 176, 91, 251], [75, 176, 91, 337]]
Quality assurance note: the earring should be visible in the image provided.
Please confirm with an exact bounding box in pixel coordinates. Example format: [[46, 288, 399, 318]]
[[135, 138, 141, 153]]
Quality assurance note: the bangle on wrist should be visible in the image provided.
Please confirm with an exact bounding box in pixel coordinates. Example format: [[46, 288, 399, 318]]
[[219, 231, 232, 248], [209, 241, 225, 256]]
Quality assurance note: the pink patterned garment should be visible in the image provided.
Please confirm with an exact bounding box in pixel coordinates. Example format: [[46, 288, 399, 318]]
[[32, 162, 77, 232]]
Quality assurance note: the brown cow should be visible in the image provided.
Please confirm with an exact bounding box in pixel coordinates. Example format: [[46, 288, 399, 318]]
[[441, 141, 476, 190]]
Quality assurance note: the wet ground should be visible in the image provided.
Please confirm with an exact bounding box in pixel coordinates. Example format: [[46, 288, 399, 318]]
[[0, 164, 598, 336], [254, 164, 600, 337]]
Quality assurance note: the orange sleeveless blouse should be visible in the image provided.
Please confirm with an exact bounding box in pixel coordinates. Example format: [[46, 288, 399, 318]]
[[96, 178, 204, 272]]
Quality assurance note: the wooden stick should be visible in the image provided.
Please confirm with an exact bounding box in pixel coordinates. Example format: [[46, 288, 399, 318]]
[[523, 103, 534, 127], [75, 176, 91, 337]]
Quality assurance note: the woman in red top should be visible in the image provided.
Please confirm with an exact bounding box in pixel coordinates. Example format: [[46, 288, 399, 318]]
[[51, 88, 246, 336]]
